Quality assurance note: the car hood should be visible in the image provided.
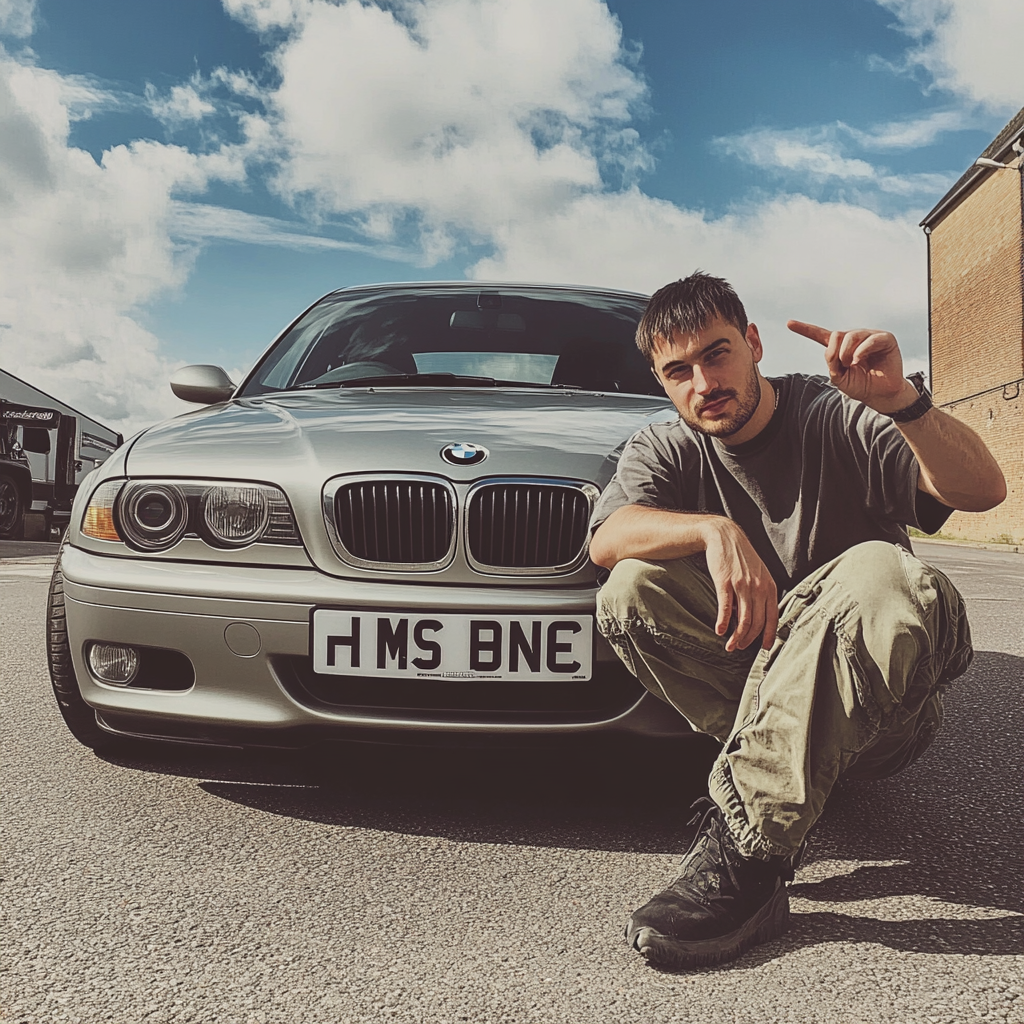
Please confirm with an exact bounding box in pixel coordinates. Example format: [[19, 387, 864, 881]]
[[125, 388, 676, 488]]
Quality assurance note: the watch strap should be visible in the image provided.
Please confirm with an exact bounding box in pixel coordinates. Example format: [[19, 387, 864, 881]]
[[889, 387, 933, 423]]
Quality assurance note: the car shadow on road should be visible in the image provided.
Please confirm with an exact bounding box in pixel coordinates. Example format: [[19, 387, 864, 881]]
[[198, 735, 722, 856], [101, 725, 724, 855], [105, 650, 1023, 961]]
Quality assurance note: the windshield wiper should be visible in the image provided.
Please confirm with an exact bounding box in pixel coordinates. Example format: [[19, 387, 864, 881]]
[[298, 373, 583, 390]]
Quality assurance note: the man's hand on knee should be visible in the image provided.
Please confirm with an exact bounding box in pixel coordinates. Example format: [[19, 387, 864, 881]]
[[702, 519, 778, 653]]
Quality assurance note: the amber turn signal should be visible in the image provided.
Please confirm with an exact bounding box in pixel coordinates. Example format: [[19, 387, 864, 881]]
[[81, 480, 124, 542]]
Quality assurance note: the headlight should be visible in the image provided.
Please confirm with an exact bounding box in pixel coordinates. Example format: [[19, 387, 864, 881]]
[[80, 478, 302, 551], [119, 482, 189, 551], [201, 485, 269, 548]]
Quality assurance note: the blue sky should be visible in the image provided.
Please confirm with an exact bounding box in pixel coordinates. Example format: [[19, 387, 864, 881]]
[[0, 0, 1019, 432]]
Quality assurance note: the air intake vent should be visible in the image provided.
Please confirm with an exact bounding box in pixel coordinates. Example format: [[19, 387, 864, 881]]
[[467, 481, 593, 573], [332, 478, 454, 568]]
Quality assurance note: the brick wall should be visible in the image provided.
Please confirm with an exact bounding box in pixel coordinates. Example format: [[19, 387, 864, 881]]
[[939, 393, 1023, 544], [928, 160, 1023, 543]]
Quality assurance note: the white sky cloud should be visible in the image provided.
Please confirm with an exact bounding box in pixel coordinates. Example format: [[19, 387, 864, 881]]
[[713, 124, 956, 205], [0, 51, 244, 434], [221, 0, 308, 32], [3, 0, 1010, 433], [233, 0, 648, 258], [210, 66, 264, 100], [472, 189, 931, 373], [847, 108, 969, 149], [146, 80, 217, 125], [877, 0, 1024, 112], [717, 127, 880, 181], [0, 0, 34, 37], [169, 201, 412, 258]]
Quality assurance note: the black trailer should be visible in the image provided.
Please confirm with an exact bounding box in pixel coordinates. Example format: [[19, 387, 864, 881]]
[[0, 370, 121, 540]]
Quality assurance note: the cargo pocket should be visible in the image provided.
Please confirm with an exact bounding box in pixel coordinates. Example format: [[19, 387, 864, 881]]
[[753, 582, 822, 678]]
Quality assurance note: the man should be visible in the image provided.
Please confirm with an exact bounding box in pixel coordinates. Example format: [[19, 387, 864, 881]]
[[588, 272, 1006, 969]]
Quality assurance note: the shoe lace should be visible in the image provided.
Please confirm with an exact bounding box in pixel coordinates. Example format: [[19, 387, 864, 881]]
[[681, 797, 807, 891], [678, 797, 744, 900]]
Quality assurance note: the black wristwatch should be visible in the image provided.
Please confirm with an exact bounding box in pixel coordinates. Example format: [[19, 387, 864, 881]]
[[889, 372, 933, 423]]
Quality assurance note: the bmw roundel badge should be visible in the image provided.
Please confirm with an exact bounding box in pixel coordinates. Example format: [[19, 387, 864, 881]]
[[441, 442, 488, 466]]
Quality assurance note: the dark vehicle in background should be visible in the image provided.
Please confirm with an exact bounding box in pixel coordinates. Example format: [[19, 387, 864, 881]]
[[48, 283, 696, 753]]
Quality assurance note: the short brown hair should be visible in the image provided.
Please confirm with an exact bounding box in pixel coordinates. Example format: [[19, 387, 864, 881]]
[[636, 271, 749, 364]]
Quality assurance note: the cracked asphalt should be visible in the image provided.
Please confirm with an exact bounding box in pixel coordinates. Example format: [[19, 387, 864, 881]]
[[1, 539, 1021, 1023]]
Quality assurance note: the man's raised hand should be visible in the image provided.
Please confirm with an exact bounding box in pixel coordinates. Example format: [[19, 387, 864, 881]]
[[787, 320, 918, 414]]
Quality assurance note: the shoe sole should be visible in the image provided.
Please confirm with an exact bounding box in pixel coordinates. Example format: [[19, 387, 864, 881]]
[[626, 884, 790, 969]]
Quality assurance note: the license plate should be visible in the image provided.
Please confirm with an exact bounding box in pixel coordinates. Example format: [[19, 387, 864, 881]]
[[311, 610, 593, 681]]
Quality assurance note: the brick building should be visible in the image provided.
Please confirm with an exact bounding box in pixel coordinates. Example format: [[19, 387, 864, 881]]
[[921, 108, 1024, 544]]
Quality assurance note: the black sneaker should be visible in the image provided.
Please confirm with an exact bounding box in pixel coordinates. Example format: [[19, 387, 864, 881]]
[[626, 800, 796, 969]]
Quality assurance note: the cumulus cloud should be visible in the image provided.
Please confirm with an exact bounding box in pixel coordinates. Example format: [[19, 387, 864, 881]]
[[472, 189, 931, 375], [215, 0, 940, 375], [231, 0, 649, 258], [877, 0, 1024, 112], [0, 51, 244, 433], [5, 0, 1000, 433], [0, 0, 35, 37]]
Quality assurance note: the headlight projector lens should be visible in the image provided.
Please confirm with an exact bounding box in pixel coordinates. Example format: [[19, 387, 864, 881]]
[[119, 483, 188, 551], [88, 643, 139, 685], [201, 485, 269, 547]]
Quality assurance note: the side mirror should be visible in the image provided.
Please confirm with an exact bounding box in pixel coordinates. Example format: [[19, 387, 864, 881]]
[[21, 427, 51, 454], [170, 365, 236, 404]]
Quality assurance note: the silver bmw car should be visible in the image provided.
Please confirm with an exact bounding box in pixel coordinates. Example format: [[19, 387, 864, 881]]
[[47, 282, 695, 751]]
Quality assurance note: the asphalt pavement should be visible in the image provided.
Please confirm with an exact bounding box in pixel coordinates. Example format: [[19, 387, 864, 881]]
[[1, 539, 1021, 1023]]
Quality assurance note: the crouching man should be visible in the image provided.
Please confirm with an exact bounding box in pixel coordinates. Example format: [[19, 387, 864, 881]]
[[589, 272, 1006, 969]]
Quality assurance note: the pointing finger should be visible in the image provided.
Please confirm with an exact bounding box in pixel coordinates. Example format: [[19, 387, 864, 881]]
[[787, 320, 832, 346]]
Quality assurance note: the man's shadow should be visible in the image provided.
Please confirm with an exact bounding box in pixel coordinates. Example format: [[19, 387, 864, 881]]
[[103, 650, 1023, 963]]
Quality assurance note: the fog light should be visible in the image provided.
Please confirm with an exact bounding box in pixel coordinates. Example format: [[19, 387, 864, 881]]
[[88, 643, 139, 685]]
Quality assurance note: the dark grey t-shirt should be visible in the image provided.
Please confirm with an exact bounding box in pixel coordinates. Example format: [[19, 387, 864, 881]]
[[590, 374, 951, 594]]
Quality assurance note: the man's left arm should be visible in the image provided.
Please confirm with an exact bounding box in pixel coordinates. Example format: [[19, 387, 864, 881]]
[[787, 320, 1006, 512], [886, 385, 1005, 511]]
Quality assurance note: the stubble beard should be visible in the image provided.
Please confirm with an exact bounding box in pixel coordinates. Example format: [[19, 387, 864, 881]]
[[681, 363, 763, 439]]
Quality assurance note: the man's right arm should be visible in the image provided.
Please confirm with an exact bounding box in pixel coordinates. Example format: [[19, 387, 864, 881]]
[[589, 504, 723, 566], [590, 505, 779, 652]]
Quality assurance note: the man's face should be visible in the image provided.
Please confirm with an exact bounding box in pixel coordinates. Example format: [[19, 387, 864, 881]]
[[651, 315, 764, 439]]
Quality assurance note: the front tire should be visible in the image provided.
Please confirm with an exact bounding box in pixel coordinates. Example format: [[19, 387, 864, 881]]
[[46, 542, 108, 749], [0, 472, 24, 539]]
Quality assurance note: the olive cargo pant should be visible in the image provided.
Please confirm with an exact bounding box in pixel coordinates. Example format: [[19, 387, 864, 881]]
[[597, 541, 973, 860]]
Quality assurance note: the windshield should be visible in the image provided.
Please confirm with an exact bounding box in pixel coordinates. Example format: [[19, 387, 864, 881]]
[[238, 286, 662, 397]]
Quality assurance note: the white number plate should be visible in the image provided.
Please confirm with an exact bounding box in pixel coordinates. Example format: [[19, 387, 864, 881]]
[[311, 610, 593, 681]]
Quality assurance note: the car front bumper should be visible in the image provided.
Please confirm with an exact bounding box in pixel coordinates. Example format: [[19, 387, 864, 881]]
[[61, 545, 694, 747]]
